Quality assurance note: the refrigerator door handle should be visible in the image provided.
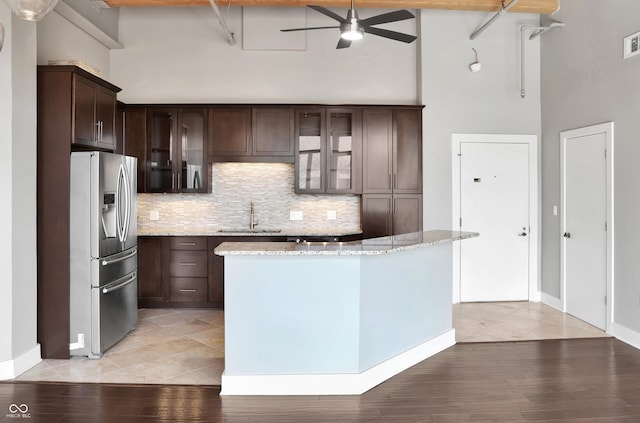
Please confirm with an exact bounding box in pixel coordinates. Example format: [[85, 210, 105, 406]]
[[122, 164, 131, 242], [102, 271, 137, 294], [101, 248, 138, 266], [115, 163, 123, 242]]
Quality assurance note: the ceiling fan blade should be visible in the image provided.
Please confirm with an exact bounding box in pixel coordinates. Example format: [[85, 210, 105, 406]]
[[308, 5, 346, 23], [336, 38, 352, 49], [281, 26, 339, 32], [359, 10, 415, 27], [363, 26, 417, 44]]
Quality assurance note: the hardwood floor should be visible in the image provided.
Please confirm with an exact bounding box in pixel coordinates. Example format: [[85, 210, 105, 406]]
[[3, 338, 640, 422]]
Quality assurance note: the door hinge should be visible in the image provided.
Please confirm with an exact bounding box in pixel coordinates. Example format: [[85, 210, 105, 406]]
[[605, 295, 607, 305], [604, 149, 607, 159], [459, 218, 462, 228], [457, 153, 462, 157], [605, 221, 608, 231]]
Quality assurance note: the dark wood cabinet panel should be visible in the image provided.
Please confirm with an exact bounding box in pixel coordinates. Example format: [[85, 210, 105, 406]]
[[71, 73, 118, 151], [362, 194, 422, 238], [73, 76, 97, 147], [361, 107, 423, 237], [123, 107, 147, 192], [169, 278, 208, 302], [393, 194, 423, 235], [169, 251, 208, 278], [138, 237, 165, 306], [208, 108, 252, 157], [95, 86, 117, 150], [362, 109, 393, 193], [394, 109, 423, 194], [362, 194, 393, 239], [252, 107, 295, 158]]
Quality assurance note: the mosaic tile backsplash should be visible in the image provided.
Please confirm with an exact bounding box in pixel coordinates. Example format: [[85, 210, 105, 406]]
[[137, 163, 361, 234]]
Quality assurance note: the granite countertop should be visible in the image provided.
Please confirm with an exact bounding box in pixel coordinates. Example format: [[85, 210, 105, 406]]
[[214, 230, 479, 256], [137, 227, 363, 237]]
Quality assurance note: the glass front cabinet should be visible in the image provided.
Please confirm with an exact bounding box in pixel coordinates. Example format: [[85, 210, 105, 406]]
[[294, 108, 360, 194], [148, 107, 208, 193]]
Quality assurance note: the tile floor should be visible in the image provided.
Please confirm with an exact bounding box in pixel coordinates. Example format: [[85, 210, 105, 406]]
[[16, 308, 225, 385], [15, 302, 609, 385], [453, 301, 610, 342]]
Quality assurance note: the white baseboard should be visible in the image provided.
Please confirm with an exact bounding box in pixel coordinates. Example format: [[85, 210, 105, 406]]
[[540, 292, 563, 311], [0, 344, 41, 381], [220, 330, 456, 396], [611, 322, 640, 350]]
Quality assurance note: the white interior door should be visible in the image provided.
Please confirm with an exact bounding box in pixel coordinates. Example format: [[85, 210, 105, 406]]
[[459, 142, 530, 302], [562, 125, 610, 330]]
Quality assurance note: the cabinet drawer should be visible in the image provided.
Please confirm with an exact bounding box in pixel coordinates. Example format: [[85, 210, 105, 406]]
[[169, 250, 207, 277], [170, 237, 207, 250], [170, 278, 207, 302]]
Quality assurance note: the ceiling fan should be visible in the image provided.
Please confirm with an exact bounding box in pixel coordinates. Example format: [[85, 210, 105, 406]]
[[280, 0, 417, 49]]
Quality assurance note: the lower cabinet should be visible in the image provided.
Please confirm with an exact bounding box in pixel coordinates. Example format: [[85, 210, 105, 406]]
[[361, 194, 423, 239], [138, 235, 288, 308]]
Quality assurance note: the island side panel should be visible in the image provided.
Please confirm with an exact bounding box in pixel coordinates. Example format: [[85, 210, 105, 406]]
[[224, 255, 361, 375], [359, 243, 453, 371]]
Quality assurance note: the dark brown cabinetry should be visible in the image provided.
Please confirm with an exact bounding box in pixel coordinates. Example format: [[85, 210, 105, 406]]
[[72, 73, 118, 151], [361, 107, 423, 238], [147, 107, 208, 193], [168, 237, 209, 303], [295, 107, 361, 194], [208, 107, 294, 162], [122, 107, 147, 192], [138, 237, 164, 306], [37, 66, 121, 359], [252, 107, 295, 159]]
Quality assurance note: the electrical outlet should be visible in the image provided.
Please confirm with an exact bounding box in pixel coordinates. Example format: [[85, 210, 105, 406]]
[[327, 210, 337, 220], [150, 210, 160, 221], [290, 211, 303, 221]]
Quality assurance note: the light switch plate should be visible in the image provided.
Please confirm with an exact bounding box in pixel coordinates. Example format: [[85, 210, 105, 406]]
[[290, 210, 303, 221], [327, 211, 337, 220], [623, 31, 640, 59], [150, 210, 160, 221]]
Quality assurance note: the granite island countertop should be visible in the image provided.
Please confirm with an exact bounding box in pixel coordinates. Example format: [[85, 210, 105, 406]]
[[137, 227, 363, 237], [214, 230, 478, 256]]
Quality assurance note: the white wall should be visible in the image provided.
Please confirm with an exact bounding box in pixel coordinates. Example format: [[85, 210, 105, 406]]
[[37, 9, 111, 79], [419, 9, 542, 230], [541, 0, 640, 337], [110, 7, 418, 104], [0, 3, 40, 378]]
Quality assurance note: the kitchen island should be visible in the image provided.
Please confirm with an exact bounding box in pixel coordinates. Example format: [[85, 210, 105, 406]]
[[215, 230, 478, 396]]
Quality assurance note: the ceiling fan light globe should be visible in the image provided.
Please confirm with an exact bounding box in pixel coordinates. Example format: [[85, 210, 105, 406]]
[[341, 29, 363, 41], [3, 0, 60, 21]]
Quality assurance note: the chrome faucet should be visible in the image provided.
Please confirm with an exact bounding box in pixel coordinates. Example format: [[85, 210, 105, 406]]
[[249, 201, 258, 230]]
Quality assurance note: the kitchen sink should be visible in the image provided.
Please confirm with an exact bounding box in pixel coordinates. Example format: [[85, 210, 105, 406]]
[[217, 229, 282, 234]]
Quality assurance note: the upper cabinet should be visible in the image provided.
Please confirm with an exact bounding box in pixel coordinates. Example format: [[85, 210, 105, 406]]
[[39, 65, 121, 152], [362, 108, 422, 194], [208, 107, 294, 162], [147, 107, 208, 193], [208, 108, 252, 158], [295, 107, 361, 194]]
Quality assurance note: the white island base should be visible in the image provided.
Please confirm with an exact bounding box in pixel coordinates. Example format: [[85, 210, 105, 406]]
[[215, 231, 477, 396]]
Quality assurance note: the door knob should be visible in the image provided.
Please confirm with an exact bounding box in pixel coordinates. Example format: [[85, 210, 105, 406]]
[[517, 227, 528, 237], [563, 232, 571, 238]]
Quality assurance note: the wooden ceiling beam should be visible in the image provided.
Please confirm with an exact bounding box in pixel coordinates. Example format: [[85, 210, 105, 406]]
[[102, 0, 559, 15]]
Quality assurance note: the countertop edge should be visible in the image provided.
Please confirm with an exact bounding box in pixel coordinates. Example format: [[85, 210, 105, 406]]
[[214, 230, 479, 256]]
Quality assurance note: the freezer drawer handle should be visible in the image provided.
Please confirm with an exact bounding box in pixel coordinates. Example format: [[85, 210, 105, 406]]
[[103, 272, 137, 294], [102, 248, 138, 266]]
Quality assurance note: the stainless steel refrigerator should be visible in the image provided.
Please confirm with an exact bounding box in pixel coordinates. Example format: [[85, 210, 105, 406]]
[[69, 151, 138, 359]]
